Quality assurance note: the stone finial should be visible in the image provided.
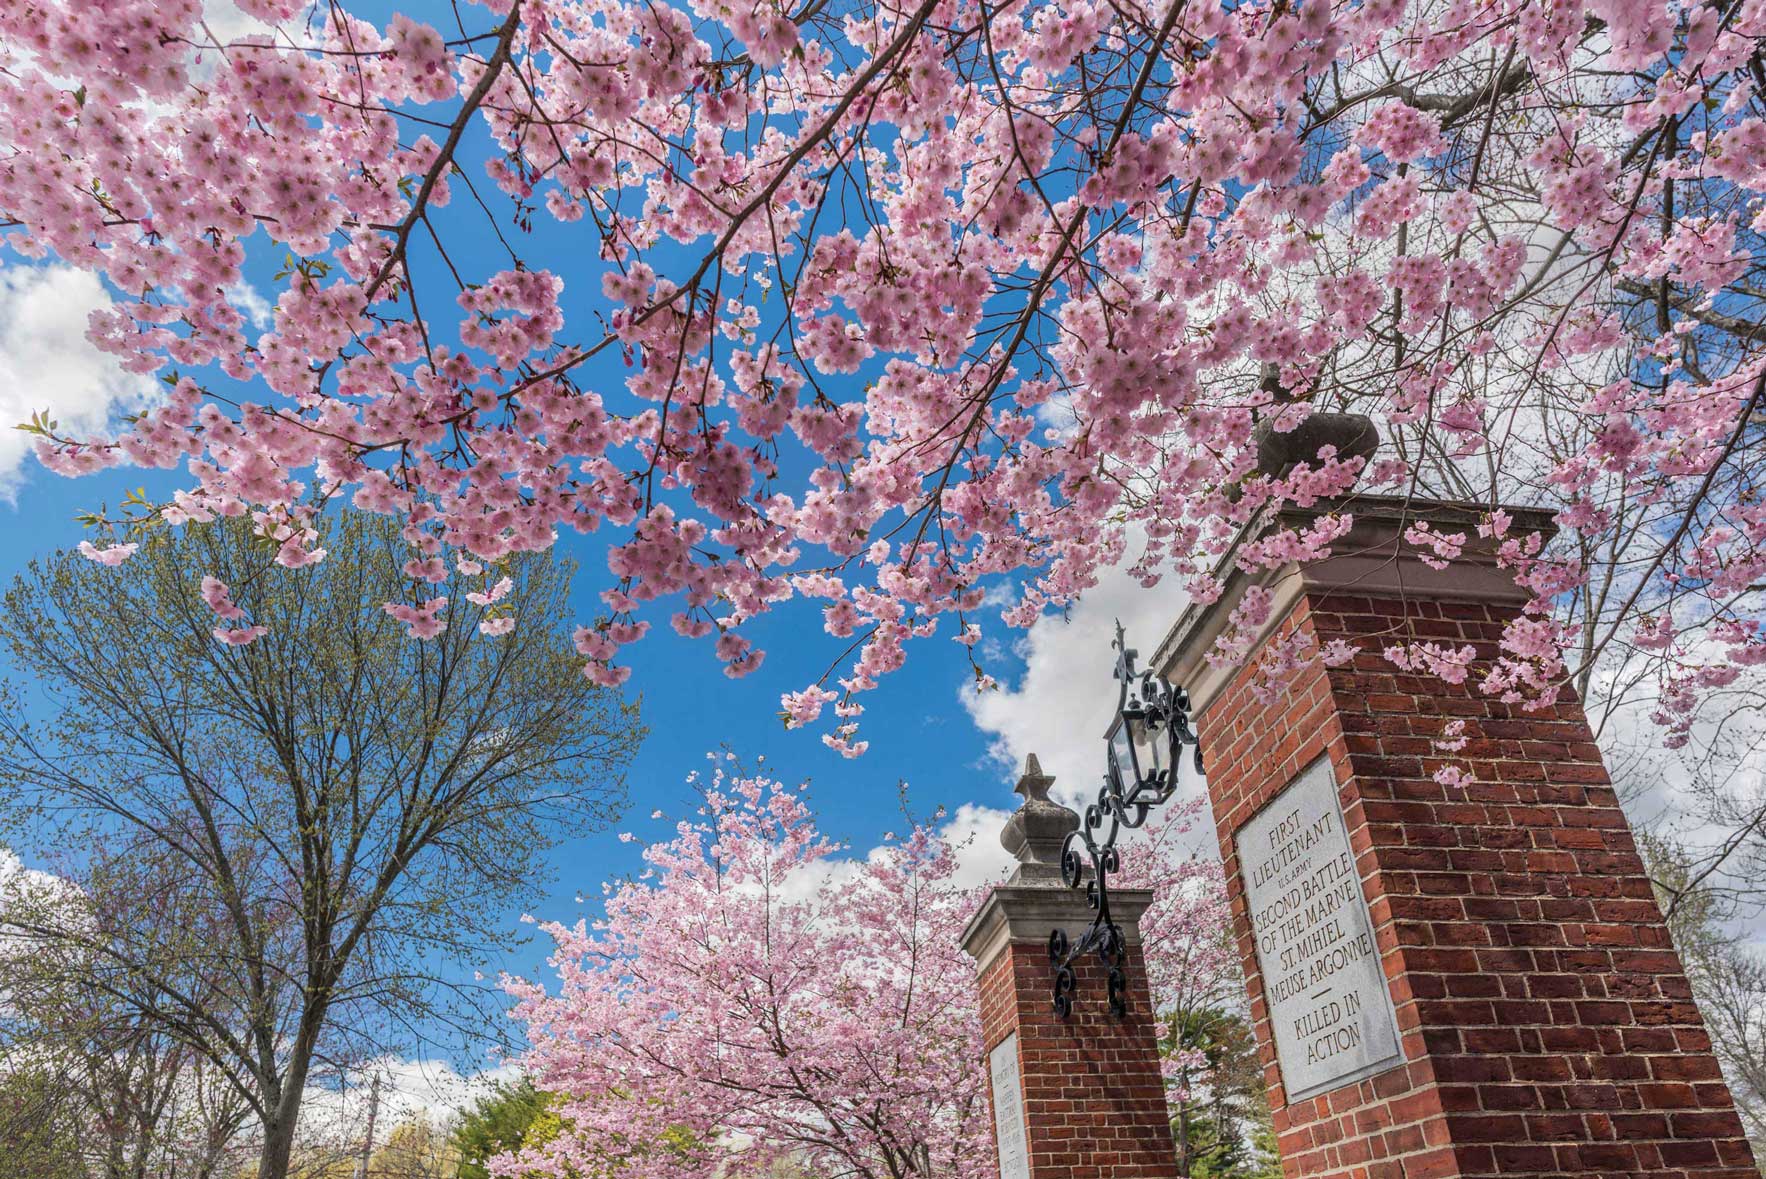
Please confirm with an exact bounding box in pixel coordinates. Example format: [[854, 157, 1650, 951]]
[[1000, 753, 1079, 885], [1014, 753, 1056, 802]]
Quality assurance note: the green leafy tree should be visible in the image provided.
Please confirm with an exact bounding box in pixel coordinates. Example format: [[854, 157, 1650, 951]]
[[0, 1064, 91, 1179], [1, 846, 255, 1179], [1163, 1008, 1282, 1179], [0, 515, 643, 1179], [454, 1078, 561, 1179]]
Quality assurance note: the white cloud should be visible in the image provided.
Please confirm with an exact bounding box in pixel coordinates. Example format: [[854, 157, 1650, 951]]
[[0, 265, 156, 501], [227, 280, 275, 330], [201, 0, 285, 43], [0, 846, 63, 895], [199, 0, 321, 49], [371, 1055, 518, 1127], [1590, 656, 1766, 935], [769, 801, 1019, 908], [936, 802, 1017, 889], [298, 1056, 521, 1153], [961, 561, 1192, 813]]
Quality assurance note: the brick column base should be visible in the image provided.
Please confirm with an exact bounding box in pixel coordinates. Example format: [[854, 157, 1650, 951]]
[[1158, 496, 1758, 1179], [962, 760, 1179, 1179], [971, 906, 1175, 1179]]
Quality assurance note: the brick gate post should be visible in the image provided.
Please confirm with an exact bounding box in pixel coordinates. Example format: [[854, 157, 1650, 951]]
[[961, 756, 1179, 1179], [1156, 493, 1758, 1179]]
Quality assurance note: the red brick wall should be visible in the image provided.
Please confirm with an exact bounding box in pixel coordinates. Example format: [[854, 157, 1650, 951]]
[[1200, 590, 1758, 1179], [978, 936, 1179, 1179]]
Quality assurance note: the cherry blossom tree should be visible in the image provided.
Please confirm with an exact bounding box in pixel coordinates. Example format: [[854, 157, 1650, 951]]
[[2, 0, 1765, 756], [503, 760, 1233, 1179]]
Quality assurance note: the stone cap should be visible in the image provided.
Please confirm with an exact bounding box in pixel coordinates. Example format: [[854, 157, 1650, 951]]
[[959, 883, 1156, 975], [1152, 494, 1559, 720], [999, 754, 1081, 886], [964, 754, 1155, 974]]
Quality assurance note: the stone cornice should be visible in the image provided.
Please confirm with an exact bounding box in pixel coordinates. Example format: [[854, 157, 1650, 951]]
[[959, 884, 1155, 978], [1152, 495, 1558, 721]]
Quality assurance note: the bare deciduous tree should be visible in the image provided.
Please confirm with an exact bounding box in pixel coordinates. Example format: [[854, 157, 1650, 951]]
[[1641, 832, 1766, 1176], [0, 515, 643, 1179]]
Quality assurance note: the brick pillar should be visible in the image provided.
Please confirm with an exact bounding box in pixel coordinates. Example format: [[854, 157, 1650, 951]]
[[1155, 494, 1759, 1179], [961, 756, 1178, 1179]]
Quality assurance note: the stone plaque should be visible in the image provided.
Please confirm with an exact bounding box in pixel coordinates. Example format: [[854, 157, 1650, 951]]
[[988, 1032, 1030, 1179], [1236, 757, 1404, 1102]]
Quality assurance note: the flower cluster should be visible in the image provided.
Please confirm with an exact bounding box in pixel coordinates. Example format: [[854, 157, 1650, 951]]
[[11, 0, 1765, 748], [504, 759, 1233, 1179]]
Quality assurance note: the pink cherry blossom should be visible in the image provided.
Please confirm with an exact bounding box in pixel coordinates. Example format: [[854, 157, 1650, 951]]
[[3, 0, 1763, 753], [212, 625, 270, 647], [465, 576, 514, 607], [383, 596, 447, 639], [1403, 521, 1468, 571], [504, 766, 1233, 1179], [76, 541, 138, 566], [200, 576, 246, 621]]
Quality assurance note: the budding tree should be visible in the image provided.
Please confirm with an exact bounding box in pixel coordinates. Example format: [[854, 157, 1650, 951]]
[[0, 514, 643, 1179], [0, 849, 255, 1179]]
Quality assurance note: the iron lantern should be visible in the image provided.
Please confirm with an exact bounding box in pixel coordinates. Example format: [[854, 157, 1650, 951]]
[[1049, 621, 1203, 1017]]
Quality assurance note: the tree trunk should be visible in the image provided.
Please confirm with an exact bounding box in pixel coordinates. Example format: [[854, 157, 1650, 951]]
[[257, 1113, 298, 1179], [256, 1021, 318, 1179], [106, 1134, 129, 1179], [256, 1083, 303, 1179]]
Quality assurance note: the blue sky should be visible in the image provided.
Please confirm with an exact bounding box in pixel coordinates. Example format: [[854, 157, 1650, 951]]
[[0, 0, 1182, 1104], [0, 0, 1193, 1014], [0, 243, 1180, 1086], [0, 413, 1032, 928]]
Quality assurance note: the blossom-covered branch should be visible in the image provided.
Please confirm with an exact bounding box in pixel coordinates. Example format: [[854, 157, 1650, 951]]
[[4, 0, 1764, 750]]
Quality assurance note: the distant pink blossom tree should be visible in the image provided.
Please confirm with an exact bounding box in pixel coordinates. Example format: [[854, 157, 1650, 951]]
[[503, 761, 1232, 1179], [3, 0, 1765, 752]]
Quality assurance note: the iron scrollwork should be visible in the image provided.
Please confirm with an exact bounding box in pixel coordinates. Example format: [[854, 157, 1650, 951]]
[[1049, 621, 1203, 1018]]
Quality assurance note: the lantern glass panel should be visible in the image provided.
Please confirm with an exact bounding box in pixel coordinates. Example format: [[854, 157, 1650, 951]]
[[1131, 712, 1166, 782], [1108, 716, 1138, 790]]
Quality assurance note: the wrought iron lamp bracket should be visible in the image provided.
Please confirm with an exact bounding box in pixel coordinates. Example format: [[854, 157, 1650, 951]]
[[1049, 621, 1204, 1018]]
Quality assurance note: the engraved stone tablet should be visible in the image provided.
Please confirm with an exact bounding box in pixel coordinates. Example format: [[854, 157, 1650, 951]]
[[988, 1032, 1030, 1179], [1236, 757, 1404, 1102]]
